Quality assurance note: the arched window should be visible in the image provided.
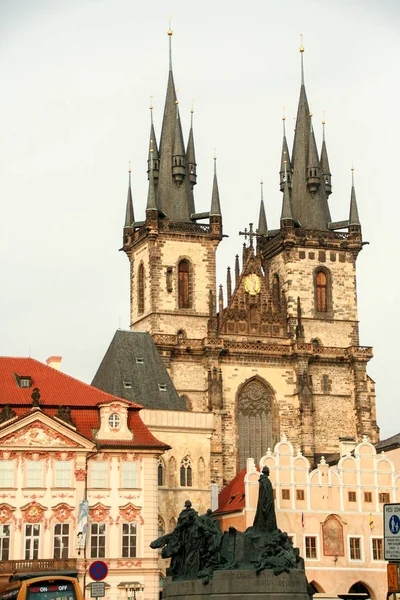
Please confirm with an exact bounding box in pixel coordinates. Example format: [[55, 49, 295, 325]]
[[178, 260, 190, 308], [138, 263, 145, 315], [180, 456, 192, 487], [158, 458, 165, 487], [237, 377, 279, 470], [197, 457, 206, 486], [316, 270, 327, 312], [158, 516, 165, 538]]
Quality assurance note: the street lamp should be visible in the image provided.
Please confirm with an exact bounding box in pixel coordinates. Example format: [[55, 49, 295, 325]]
[[125, 582, 144, 600]]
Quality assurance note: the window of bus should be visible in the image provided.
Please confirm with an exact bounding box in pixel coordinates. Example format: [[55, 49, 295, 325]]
[[0, 524, 10, 560], [25, 524, 40, 559], [26, 578, 82, 600], [90, 523, 106, 558], [53, 523, 69, 559]]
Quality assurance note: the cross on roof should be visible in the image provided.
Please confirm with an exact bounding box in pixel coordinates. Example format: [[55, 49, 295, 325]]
[[239, 223, 261, 248]]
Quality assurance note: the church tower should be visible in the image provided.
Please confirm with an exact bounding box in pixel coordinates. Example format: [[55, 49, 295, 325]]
[[122, 34, 378, 488], [122, 27, 222, 343]]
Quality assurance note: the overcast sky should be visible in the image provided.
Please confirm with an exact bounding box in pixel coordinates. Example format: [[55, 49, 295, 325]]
[[1, 0, 399, 441]]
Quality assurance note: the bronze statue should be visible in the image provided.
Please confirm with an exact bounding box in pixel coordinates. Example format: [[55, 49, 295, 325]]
[[253, 466, 278, 532]]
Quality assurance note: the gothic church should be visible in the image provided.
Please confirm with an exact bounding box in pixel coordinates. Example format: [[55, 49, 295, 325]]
[[121, 31, 379, 488]]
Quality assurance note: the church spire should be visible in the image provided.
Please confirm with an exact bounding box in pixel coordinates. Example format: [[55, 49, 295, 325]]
[[186, 103, 197, 187], [349, 168, 361, 232], [320, 116, 332, 197], [146, 141, 157, 211], [210, 155, 221, 216], [306, 112, 321, 194], [124, 164, 134, 228], [290, 38, 331, 230], [156, 25, 195, 221], [280, 161, 294, 228], [147, 99, 159, 184], [279, 110, 292, 192], [258, 181, 268, 236]]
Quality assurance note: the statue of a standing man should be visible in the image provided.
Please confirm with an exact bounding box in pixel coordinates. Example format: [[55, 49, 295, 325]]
[[253, 466, 278, 532]]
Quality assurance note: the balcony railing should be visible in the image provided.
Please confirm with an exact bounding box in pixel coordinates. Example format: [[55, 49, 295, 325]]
[[0, 558, 77, 573]]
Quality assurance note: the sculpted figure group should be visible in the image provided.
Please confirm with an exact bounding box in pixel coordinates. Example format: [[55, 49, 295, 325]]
[[151, 465, 302, 583]]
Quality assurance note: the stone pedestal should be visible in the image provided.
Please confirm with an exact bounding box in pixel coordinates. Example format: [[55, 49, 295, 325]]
[[162, 569, 311, 600]]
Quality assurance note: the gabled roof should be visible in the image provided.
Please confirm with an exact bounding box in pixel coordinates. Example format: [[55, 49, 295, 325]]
[[214, 467, 247, 515], [376, 433, 400, 452], [0, 356, 169, 450], [91, 330, 187, 411]]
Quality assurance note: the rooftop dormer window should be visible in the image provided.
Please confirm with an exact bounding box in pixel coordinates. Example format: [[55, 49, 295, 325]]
[[158, 384, 167, 392], [108, 413, 120, 430], [135, 357, 144, 364], [14, 374, 32, 388], [123, 381, 132, 389]]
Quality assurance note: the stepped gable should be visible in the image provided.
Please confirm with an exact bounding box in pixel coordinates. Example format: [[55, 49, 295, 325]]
[[91, 330, 187, 411]]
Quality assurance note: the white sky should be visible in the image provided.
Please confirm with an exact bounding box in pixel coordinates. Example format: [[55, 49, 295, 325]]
[[1, 0, 399, 441]]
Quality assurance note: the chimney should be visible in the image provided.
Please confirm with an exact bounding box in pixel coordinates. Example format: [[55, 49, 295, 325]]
[[46, 356, 62, 371]]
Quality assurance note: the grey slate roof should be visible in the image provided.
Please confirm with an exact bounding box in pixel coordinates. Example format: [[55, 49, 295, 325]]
[[376, 433, 400, 452], [91, 330, 187, 411]]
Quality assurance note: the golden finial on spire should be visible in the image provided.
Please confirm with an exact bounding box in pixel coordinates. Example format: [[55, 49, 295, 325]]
[[293, 116, 296, 132], [149, 95, 153, 111], [168, 15, 173, 36], [128, 160, 131, 173], [282, 106, 286, 121], [300, 33, 304, 53], [322, 109, 326, 125], [309, 101, 313, 118], [191, 98, 195, 114], [214, 147, 217, 160], [150, 139, 154, 153]]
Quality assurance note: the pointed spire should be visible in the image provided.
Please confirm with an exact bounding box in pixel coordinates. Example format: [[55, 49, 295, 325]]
[[280, 110, 292, 192], [146, 140, 157, 211], [219, 284, 224, 314], [124, 164, 134, 228], [210, 155, 222, 216], [306, 112, 321, 194], [290, 39, 331, 230], [227, 267, 232, 302], [280, 162, 294, 228], [258, 181, 268, 236], [349, 168, 361, 229], [235, 255, 240, 287], [156, 27, 195, 221], [186, 102, 197, 187], [147, 98, 159, 184], [320, 115, 332, 196], [172, 98, 186, 186]]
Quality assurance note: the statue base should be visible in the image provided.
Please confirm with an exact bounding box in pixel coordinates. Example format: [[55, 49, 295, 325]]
[[162, 568, 311, 599]]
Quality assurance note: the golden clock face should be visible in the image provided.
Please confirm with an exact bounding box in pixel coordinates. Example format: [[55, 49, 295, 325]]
[[244, 273, 261, 296]]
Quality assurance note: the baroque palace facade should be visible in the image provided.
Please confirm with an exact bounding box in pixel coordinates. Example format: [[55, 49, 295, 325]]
[[121, 32, 379, 489]]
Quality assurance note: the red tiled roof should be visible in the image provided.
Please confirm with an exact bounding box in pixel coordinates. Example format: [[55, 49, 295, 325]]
[[0, 357, 169, 450], [215, 466, 260, 514]]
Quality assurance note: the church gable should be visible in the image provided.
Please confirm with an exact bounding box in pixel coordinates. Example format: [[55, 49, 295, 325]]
[[217, 247, 287, 339]]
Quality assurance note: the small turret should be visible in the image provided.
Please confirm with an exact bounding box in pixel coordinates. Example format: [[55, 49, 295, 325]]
[[124, 166, 134, 228], [320, 118, 332, 196], [147, 101, 159, 185], [146, 140, 158, 213], [348, 168, 361, 233], [280, 162, 295, 229], [306, 113, 321, 194], [186, 106, 197, 187], [279, 113, 292, 192], [172, 101, 186, 186], [227, 267, 232, 302], [258, 181, 268, 237]]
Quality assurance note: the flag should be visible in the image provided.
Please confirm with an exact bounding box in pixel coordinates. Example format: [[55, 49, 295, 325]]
[[301, 512, 305, 528], [77, 500, 89, 549], [369, 513, 374, 530]]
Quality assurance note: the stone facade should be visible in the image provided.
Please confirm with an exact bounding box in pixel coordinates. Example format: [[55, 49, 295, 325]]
[[122, 37, 379, 490]]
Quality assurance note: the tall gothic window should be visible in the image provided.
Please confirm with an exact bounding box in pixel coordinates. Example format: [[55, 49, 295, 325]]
[[180, 456, 192, 487], [158, 458, 165, 486], [316, 270, 327, 312], [272, 274, 280, 309], [138, 263, 144, 315], [237, 378, 279, 470], [178, 260, 190, 308]]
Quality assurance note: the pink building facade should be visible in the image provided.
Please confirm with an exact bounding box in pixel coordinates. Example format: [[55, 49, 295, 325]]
[[215, 435, 398, 599]]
